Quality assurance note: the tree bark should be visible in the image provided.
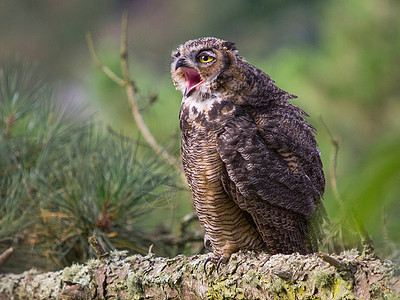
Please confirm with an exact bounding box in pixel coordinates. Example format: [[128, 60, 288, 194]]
[[0, 250, 399, 299]]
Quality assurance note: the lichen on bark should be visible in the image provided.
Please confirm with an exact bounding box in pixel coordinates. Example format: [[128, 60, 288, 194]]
[[0, 250, 399, 299]]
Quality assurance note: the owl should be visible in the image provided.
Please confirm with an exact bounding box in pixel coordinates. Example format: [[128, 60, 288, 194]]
[[171, 37, 326, 268]]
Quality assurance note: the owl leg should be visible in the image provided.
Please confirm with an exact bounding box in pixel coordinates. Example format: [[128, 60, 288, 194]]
[[203, 237, 214, 273], [203, 242, 234, 273], [207, 240, 237, 272]]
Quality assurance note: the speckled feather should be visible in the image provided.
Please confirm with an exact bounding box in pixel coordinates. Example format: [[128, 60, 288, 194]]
[[172, 37, 326, 262]]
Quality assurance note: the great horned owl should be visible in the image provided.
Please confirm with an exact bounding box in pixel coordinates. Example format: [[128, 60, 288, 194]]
[[171, 37, 325, 267]]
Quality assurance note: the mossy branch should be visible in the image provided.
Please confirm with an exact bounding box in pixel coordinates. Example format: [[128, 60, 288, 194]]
[[1, 251, 399, 299], [86, 12, 185, 182]]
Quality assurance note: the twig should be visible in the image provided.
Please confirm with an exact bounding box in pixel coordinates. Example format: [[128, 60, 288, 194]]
[[319, 117, 344, 209], [106, 125, 150, 148], [86, 33, 125, 87], [319, 117, 375, 256], [86, 12, 186, 182], [88, 236, 109, 260], [274, 270, 292, 281], [0, 247, 14, 269], [4, 112, 15, 139], [118, 12, 182, 171], [317, 251, 351, 272], [176, 213, 202, 254]]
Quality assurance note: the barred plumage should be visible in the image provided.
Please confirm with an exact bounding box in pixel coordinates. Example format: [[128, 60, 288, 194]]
[[171, 37, 326, 265]]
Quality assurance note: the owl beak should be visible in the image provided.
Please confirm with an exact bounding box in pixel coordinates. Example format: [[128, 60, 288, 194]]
[[175, 58, 189, 70], [175, 58, 203, 97], [183, 68, 203, 97]]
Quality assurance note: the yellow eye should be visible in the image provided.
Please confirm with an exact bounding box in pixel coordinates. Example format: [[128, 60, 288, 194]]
[[198, 55, 215, 63]]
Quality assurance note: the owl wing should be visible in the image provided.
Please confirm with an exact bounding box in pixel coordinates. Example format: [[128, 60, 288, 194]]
[[253, 101, 325, 199], [216, 104, 325, 253], [216, 104, 324, 219]]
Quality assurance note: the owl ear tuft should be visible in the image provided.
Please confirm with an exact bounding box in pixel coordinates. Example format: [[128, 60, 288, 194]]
[[221, 41, 236, 51]]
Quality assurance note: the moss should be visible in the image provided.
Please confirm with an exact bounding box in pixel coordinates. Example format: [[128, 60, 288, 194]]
[[266, 277, 285, 294], [172, 270, 183, 286], [113, 279, 128, 292], [311, 268, 335, 289], [341, 249, 360, 257], [126, 272, 145, 299], [86, 258, 100, 269], [206, 275, 235, 299], [332, 276, 355, 299], [370, 281, 386, 299], [62, 264, 82, 282], [110, 250, 129, 261], [62, 263, 91, 287], [242, 268, 257, 285], [123, 254, 142, 263]]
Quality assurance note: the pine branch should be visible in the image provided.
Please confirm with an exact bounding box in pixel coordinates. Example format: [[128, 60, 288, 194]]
[[0, 60, 179, 271]]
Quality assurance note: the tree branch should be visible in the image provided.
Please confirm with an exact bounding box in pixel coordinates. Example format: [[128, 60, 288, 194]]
[[86, 12, 186, 182], [320, 117, 375, 256], [88, 236, 109, 261], [0, 248, 14, 270], [86, 33, 125, 87], [1, 251, 399, 299]]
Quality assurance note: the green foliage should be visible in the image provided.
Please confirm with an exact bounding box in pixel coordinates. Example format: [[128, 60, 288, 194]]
[[0, 61, 174, 270]]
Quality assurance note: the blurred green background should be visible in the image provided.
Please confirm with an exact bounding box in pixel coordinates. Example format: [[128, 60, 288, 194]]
[[1, 0, 399, 272]]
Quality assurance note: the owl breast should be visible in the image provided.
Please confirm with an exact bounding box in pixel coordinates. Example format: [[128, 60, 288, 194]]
[[180, 94, 265, 261], [179, 91, 238, 134], [181, 92, 222, 122]]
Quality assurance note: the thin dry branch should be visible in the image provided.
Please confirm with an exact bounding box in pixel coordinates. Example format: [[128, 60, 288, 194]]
[[319, 117, 375, 256], [106, 125, 150, 147], [88, 236, 109, 260], [86, 12, 185, 182], [86, 33, 125, 87], [317, 251, 352, 272], [117, 13, 181, 172], [0, 248, 14, 270], [320, 117, 344, 209]]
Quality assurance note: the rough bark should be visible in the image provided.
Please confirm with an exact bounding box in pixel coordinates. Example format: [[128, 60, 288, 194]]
[[0, 250, 399, 299]]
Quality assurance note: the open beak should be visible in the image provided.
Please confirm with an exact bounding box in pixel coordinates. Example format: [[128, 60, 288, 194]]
[[183, 68, 203, 97], [175, 58, 203, 97]]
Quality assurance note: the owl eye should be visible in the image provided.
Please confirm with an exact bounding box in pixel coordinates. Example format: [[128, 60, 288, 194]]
[[198, 55, 215, 64]]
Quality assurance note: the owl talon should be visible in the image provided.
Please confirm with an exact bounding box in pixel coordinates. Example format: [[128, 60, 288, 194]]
[[203, 256, 212, 273], [204, 238, 213, 252], [216, 255, 229, 274]]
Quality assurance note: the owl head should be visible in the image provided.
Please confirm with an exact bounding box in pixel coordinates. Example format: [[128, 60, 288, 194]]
[[171, 37, 238, 97]]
